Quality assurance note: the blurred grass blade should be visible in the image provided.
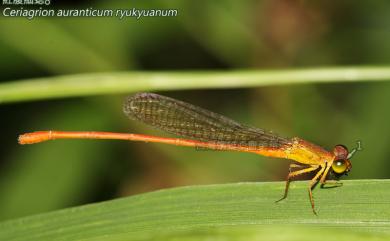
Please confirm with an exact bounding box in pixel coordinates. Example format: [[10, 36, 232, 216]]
[[1, 66, 390, 103], [0, 180, 389, 240], [0, 19, 116, 73]]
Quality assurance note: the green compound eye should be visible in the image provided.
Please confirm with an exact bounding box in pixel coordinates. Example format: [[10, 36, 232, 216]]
[[332, 160, 347, 174]]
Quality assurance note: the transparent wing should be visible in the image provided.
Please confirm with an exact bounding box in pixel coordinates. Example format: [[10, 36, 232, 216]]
[[123, 93, 290, 148]]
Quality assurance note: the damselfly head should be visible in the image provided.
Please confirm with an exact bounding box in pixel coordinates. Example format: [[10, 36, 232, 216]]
[[333, 144, 348, 160], [331, 145, 352, 177], [331, 158, 352, 177]]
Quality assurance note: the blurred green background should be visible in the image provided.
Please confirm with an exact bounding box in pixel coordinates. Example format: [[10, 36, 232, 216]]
[[0, 0, 389, 222]]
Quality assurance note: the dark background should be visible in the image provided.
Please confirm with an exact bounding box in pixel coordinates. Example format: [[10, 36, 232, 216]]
[[0, 0, 389, 221]]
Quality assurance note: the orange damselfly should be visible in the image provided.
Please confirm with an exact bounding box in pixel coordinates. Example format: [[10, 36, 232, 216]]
[[18, 93, 362, 214]]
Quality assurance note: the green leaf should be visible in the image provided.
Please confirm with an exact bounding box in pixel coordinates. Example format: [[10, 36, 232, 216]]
[[0, 180, 389, 240], [1, 66, 390, 103]]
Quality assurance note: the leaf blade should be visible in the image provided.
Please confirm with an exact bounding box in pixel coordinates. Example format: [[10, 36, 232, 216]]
[[0, 180, 389, 240]]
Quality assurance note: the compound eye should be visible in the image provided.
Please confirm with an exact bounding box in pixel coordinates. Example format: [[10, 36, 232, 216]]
[[333, 145, 348, 160], [332, 160, 347, 174]]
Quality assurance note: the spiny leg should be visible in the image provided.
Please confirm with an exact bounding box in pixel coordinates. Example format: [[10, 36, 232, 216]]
[[289, 163, 304, 171], [308, 164, 326, 215], [321, 180, 343, 188], [276, 164, 304, 202], [276, 164, 319, 203], [320, 163, 343, 188], [319, 163, 331, 184]]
